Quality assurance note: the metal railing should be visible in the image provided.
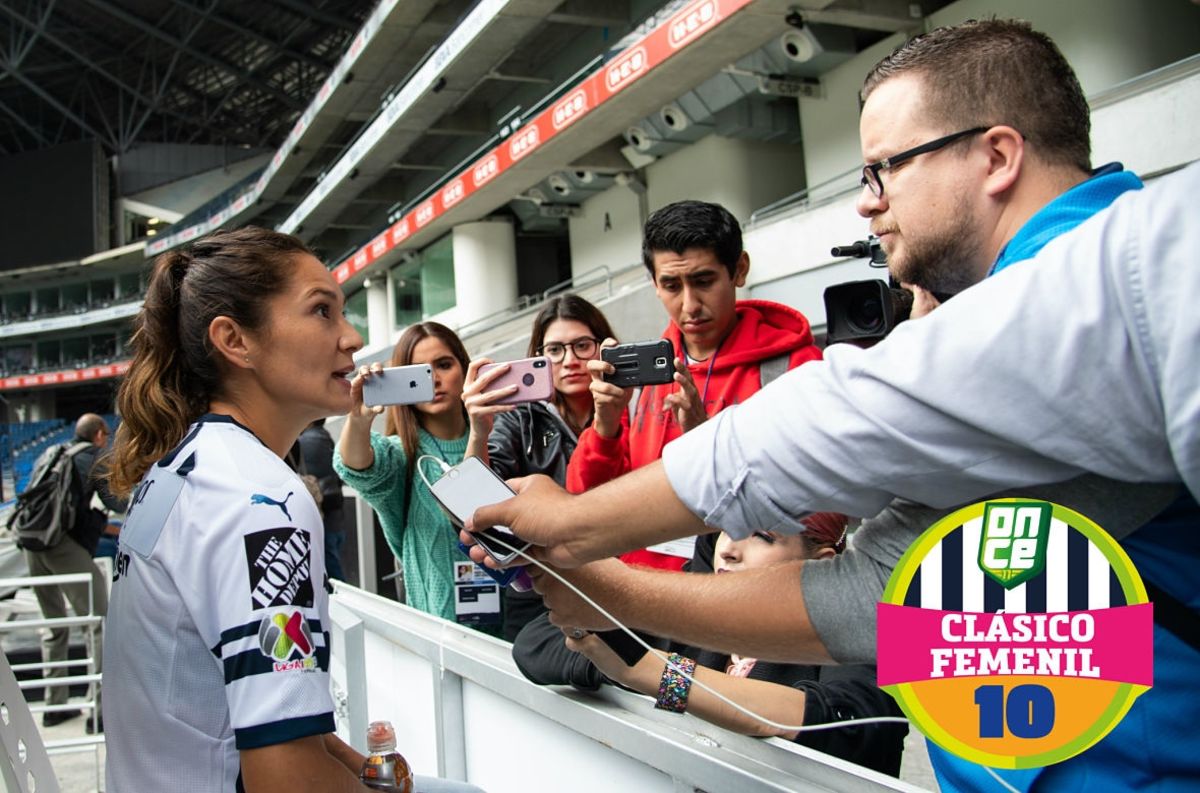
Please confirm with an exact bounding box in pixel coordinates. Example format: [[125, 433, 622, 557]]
[[0, 571, 103, 789], [455, 263, 635, 341], [747, 165, 864, 229]]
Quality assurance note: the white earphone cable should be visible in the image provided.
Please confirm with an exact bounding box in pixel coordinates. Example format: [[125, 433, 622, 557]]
[[416, 455, 910, 735]]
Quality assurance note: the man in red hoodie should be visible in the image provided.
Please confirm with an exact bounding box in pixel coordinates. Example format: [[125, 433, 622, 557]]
[[566, 200, 822, 570]]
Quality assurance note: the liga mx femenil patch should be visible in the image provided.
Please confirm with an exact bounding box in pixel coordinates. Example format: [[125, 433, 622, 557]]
[[876, 500, 1153, 768]]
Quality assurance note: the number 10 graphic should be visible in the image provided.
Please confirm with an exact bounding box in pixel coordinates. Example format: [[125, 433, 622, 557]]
[[974, 684, 1055, 739]]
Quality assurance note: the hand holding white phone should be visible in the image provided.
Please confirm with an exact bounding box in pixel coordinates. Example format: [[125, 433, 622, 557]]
[[429, 456, 532, 565], [361, 364, 435, 407]]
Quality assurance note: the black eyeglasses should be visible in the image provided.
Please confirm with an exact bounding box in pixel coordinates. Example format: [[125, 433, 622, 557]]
[[539, 337, 599, 363], [860, 127, 989, 198]]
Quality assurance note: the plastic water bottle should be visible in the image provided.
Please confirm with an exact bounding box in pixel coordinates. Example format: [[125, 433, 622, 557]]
[[359, 720, 413, 792]]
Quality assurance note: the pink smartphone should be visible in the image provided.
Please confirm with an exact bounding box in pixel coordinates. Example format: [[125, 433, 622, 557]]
[[478, 356, 554, 405]]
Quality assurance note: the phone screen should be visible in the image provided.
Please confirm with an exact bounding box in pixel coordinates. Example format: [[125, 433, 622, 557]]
[[429, 457, 530, 564]]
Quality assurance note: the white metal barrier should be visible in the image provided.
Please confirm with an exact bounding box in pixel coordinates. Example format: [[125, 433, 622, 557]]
[[0, 648, 61, 793], [329, 584, 926, 793], [0, 572, 103, 790]]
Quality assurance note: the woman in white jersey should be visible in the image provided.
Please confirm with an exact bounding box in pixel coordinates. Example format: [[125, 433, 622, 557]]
[[104, 227, 484, 793]]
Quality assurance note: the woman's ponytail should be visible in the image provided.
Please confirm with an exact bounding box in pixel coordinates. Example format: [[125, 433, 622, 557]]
[[108, 228, 311, 495], [109, 250, 203, 495]]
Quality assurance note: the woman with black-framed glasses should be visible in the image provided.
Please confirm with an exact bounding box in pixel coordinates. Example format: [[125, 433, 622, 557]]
[[461, 293, 616, 638]]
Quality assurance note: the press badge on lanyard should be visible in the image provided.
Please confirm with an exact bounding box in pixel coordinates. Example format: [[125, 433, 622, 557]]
[[452, 559, 501, 626]]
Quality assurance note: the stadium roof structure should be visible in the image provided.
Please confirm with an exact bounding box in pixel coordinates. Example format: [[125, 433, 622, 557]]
[[0, 0, 378, 154]]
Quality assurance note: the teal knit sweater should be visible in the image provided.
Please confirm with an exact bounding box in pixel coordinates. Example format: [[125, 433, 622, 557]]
[[333, 428, 468, 622]]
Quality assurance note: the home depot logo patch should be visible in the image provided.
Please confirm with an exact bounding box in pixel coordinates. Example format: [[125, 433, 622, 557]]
[[244, 528, 314, 609]]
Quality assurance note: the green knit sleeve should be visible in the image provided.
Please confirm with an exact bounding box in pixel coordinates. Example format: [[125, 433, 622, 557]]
[[334, 432, 413, 560], [333, 431, 407, 505]]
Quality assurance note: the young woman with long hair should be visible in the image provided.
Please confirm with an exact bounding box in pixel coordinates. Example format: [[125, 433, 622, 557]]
[[460, 293, 616, 637], [102, 228, 354, 791], [105, 228, 484, 793], [333, 322, 500, 631]]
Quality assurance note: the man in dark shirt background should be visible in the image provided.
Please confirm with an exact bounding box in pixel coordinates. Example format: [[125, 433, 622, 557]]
[[24, 412, 125, 729], [300, 418, 347, 581]]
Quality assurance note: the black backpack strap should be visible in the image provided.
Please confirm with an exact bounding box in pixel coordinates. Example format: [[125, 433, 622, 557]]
[[1144, 578, 1200, 654]]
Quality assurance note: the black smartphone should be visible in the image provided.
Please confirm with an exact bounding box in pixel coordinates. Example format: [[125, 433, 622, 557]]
[[601, 339, 674, 388]]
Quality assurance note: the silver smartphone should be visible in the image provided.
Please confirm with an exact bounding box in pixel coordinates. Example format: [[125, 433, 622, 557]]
[[361, 364, 434, 407], [429, 456, 532, 565]]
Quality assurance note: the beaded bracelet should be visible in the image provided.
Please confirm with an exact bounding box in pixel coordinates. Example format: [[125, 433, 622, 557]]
[[654, 653, 697, 713]]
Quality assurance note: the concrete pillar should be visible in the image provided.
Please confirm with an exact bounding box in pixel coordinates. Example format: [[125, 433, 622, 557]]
[[451, 219, 518, 328], [364, 275, 391, 350]]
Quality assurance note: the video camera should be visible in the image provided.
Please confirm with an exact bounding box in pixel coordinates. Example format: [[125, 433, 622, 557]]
[[822, 238, 912, 346]]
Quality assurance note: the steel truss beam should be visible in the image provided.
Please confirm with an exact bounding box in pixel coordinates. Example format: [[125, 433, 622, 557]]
[[79, 0, 306, 112]]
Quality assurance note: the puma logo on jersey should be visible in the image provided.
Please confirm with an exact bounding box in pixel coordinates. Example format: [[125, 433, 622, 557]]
[[250, 492, 294, 521]]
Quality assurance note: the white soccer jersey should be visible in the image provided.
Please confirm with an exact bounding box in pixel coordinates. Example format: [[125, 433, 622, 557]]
[[104, 415, 333, 792]]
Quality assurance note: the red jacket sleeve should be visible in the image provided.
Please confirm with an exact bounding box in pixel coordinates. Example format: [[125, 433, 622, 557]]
[[566, 411, 631, 493]]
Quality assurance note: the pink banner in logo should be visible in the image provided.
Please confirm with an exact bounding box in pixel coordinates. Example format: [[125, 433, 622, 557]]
[[876, 603, 1153, 687]]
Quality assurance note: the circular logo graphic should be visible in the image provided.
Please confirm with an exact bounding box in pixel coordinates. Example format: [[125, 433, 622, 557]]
[[877, 499, 1153, 768]]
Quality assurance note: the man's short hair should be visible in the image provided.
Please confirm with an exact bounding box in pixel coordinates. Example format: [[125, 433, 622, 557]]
[[641, 200, 743, 278], [75, 413, 107, 442], [862, 19, 1091, 173]]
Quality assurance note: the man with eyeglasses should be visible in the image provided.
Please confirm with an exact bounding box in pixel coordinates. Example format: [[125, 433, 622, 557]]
[[842, 19, 1194, 790], [465, 19, 1198, 791], [566, 199, 821, 571]]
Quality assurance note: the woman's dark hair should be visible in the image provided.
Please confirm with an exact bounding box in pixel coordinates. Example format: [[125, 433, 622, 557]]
[[384, 322, 471, 468], [109, 226, 314, 496], [526, 294, 616, 436]]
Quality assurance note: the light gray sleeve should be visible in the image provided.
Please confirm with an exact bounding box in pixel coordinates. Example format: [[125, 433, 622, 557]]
[[1137, 166, 1200, 501], [661, 165, 1196, 539]]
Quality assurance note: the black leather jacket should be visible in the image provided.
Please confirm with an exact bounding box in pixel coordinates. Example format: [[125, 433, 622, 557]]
[[486, 401, 578, 485], [487, 402, 580, 630]]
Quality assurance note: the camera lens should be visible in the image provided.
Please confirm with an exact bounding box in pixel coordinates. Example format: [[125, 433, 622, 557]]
[[521, 373, 535, 386], [654, 357, 668, 367], [847, 298, 884, 334], [823, 280, 912, 346], [533, 359, 546, 368]]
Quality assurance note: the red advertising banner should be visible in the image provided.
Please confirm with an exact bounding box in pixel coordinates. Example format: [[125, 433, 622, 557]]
[[1, 361, 131, 392], [329, 0, 751, 285]]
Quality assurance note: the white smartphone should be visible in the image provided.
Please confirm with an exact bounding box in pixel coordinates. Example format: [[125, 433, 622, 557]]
[[361, 364, 434, 407], [429, 456, 532, 565]]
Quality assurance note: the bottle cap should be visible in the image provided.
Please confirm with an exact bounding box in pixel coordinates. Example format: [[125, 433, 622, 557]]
[[366, 720, 397, 753]]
